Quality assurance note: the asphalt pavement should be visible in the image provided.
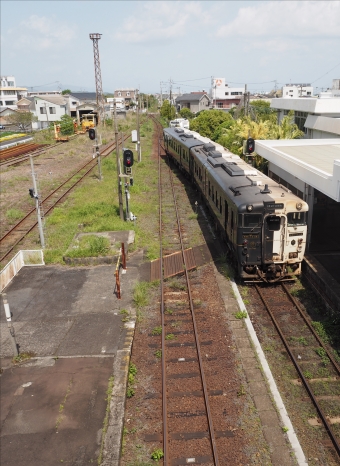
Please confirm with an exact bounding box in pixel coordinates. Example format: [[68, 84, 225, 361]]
[[0, 250, 143, 465]]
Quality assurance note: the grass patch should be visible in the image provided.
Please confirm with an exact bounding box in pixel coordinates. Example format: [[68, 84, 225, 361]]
[[37, 113, 160, 264], [126, 363, 137, 398], [165, 333, 176, 340], [6, 208, 24, 222], [66, 235, 110, 258], [151, 326, 162, 335], [133, 281, 153, 308], [234, 311, 247, 319], [12, 351, 35, 364]]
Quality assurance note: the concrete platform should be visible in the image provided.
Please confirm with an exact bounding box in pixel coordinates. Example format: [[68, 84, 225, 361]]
[[0, 253, 142, 466]]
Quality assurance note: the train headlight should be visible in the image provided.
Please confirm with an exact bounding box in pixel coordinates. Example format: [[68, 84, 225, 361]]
[[296, 202, 302, 211], [246, 204, 253, 212], [291, 240, 296, 245]]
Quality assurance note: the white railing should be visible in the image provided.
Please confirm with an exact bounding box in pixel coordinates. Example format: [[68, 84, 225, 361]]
[[0, 250, 44, 292], [0, 137, 34, 150]]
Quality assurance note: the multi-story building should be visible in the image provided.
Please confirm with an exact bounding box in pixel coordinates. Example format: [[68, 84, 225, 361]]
[[0, 75, 27, 109], [114, 89, 137, 107], [271, 94, 340, 138], [210, 78, 245, 109], [282, 83, 313, 98]]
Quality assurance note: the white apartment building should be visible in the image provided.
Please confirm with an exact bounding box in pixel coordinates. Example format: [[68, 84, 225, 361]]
[[282, 83, 313, 98], [271, 94, 340, 138], [211, 77, 244, 100], [0, 75, 27, 109]]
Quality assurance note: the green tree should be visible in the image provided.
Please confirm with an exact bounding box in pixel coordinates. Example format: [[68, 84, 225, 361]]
[[189, 110, 232, 139], [58, 114, 74, 135], [249, 100, 276, 122], [268, 111, 303, 139], [179, 108, 194, 119], [61, 89, 71, 95], [160, 99, 176, 120], [6, 111, 38, 131]]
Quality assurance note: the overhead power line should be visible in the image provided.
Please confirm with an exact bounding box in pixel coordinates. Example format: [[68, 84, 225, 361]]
[[311, 60, 340, 84]]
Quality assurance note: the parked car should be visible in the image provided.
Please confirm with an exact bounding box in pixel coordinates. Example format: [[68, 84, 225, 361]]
[[0, 125, 6, 130]]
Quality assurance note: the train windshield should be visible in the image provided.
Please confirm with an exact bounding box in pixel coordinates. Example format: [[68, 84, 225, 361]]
[[244, 214, 262, 228], [287, 212, 306, 226], [266, 216, 281, 231]]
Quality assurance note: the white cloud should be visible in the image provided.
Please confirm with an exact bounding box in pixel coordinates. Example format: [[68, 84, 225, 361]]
[[115, 1, 207, 43], [14, 15, 76, 50], [216, 1, 340, 38]]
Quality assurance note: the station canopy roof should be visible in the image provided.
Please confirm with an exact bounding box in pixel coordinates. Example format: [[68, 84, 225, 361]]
[[255, 139, 340, 202]]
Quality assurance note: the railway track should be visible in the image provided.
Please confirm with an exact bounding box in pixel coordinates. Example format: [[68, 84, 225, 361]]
[[253, 283, 340, 460], [0, 143, 49, 166], [158, 139, 219, 465], [0, 137, 126, 265], [0, 135, 80, 168]]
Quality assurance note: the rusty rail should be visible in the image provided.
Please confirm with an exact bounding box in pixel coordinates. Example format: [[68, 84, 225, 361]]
[[155, 115, 219, 465], [256, 284, 340, 458]]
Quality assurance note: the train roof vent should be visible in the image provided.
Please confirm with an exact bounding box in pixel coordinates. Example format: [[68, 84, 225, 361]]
[[209, 150, 222, 159], [175, 128, 184, 133], [203, 142, 215, 152], [222, 163, 258, 176], [181, 133, 194, 138], [246, 175, 263, 186], [207, 156, 224, 168]]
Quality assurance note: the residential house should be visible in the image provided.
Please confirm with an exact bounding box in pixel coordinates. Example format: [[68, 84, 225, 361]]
[[114, 89, 137, 107], [175, 92, 210, 114], [29, 95, 68, 129]]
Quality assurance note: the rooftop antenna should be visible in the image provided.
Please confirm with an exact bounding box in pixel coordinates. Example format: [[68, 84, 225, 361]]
[[89, 33, 105, 125]]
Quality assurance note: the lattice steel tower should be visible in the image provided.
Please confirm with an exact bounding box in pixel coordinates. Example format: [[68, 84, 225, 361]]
[[89, 33, 105, 123]]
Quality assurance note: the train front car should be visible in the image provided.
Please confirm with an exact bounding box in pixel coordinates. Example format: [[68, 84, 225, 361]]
[[236, 183, 308, 283]]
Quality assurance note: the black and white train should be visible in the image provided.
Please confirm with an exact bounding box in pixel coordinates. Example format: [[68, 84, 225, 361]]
[[163, 126, 308, 283]]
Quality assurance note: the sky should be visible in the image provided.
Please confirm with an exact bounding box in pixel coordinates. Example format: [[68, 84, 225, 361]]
[[1, 0, 340, 95]]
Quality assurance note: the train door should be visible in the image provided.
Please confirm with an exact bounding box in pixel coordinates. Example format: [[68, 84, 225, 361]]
[[263, 215, 284, 262]]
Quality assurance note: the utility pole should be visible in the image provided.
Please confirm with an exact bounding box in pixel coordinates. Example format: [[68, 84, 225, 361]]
[[244, 84, 248, 117], [160, 83, 163, 107], [29, 155, 45, 248], [114, 102, 124, 220], [136, 89, 141, 162], [95, 124, 102, 181], [89, 33, 105, 126], [169, 78, 173, 117]]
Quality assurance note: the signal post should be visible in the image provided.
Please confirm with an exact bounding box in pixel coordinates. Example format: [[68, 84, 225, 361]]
[[122, 149, 134, 221]]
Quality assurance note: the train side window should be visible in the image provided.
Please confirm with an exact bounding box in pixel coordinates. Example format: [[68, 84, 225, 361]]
[[199, 167, 202, 181], [231, 210, 234, 230], [209, 181, 211, 197], [219, 196, 222, 213], [216, 191, 218, 207]]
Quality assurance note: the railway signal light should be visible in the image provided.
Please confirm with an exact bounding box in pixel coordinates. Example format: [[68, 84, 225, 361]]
[[123, 149, 134, 167], [246, 138, 255, 154], [89, 128, 96, 140], [29, 188, 35, 198]]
